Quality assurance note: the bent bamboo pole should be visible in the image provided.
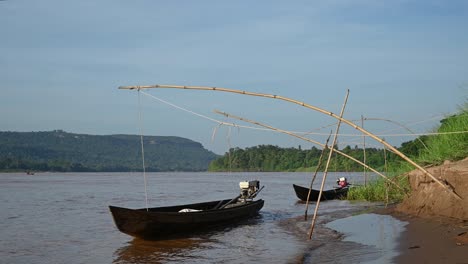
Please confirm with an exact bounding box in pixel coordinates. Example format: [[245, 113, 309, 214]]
[[362, 115, 368, 186], [119, 84, 460, 200], [213, 110, 403, 190]]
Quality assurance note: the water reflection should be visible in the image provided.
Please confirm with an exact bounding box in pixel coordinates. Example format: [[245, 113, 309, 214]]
[[112, 216, 265, 264], [113, 237, 211, 264], [325, 213, 408, 264]]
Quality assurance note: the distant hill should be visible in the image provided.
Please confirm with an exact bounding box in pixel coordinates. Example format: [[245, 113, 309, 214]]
[[0, 130, 220, 172]]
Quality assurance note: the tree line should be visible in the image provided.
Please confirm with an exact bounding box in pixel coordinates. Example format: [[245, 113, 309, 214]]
[[0, 124, 438, 173], [208, 139, 427, 172], [208, 108, 468, 172]]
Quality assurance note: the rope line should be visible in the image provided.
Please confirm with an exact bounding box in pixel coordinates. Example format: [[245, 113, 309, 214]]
[[304, 114, 445, 135]]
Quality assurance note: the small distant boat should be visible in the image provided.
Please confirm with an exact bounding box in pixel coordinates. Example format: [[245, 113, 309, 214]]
[[293, 184, 349, 202], [110, 181, 264, 240]]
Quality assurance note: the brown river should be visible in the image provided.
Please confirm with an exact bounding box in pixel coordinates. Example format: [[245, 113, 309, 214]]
[[0, 172, 407, 263]]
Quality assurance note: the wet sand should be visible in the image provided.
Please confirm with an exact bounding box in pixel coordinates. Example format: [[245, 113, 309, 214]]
[[290, 203, 468, 264], [284, 202, 406, 264], [378, 207, 468, 264]]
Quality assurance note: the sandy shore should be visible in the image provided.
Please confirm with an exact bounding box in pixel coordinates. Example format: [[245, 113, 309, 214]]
[[285, 201, 468, 263], [382, 207, 468, 263]]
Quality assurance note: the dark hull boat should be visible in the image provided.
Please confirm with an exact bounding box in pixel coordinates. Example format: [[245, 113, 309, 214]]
[[293, 184, 348, 202], [110, 180, 264, 240], [109, 198, 264, 240]]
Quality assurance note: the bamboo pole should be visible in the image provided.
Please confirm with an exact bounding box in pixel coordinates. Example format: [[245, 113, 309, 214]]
[[213, 110, 404, 190], [308, 89, 349, 239], [383, 143, 389, 207], [362, 115, 368, 186], [119, 84, 461, 200], [304, 133, 331, 221]]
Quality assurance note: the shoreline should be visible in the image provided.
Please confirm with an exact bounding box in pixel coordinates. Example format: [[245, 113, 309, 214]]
[[290, 203, 468, 263], [285, 201, 405, 263], [377, 206, 468, 263]]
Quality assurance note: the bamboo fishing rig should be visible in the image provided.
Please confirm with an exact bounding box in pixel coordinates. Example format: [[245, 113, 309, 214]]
[[119, 84, 462, 200]]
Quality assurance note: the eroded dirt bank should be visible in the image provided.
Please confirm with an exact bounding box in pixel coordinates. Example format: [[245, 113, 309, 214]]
[[396, 157, 468, 220], [391, 158, 468, 262]]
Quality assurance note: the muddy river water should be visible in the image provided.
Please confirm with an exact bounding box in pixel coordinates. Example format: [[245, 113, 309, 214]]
[[0, 172, 407, 263]]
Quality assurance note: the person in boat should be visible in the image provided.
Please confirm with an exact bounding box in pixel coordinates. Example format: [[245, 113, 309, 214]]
[[336, 177, 349, 188]]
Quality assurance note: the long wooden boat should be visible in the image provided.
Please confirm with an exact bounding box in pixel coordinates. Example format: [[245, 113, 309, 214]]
[[109, 198, 264, 240], [293, 184, 348, 202]]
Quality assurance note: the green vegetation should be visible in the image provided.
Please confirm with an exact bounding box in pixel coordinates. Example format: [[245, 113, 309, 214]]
[[348, 103, 467, 202], [0, 130, 219, 172], [208, 145, 400, 172], [418, 105, 468, 164], [208, 104, 467, 202], [347, 167, 410, 202]]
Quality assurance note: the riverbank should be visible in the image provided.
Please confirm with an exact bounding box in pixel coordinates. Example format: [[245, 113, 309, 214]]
[[389, 158, 468, 262], [287, 202, 467, 263], [282, 201, 407, 263], [382, 207, 468, 263], [297, 204, 468, 263]]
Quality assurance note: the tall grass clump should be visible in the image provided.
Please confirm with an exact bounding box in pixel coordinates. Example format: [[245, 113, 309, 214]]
[[418, 103, 468, 165], [348, 102, 467, 202], [347, 171, 410, 203]]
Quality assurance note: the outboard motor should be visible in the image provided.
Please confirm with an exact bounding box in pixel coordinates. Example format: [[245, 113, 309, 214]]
[[239, 180, 261, 202]]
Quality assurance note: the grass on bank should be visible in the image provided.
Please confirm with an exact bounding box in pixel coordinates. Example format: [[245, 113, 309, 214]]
[[348, 103, 467, 202], [418, 106, 468, 165]]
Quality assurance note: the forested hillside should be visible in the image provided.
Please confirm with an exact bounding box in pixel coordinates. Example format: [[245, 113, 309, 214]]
[[0, 130, 219, 172]]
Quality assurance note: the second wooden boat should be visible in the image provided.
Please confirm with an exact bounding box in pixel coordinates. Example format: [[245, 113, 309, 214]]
[[293, 184, 348, 202]]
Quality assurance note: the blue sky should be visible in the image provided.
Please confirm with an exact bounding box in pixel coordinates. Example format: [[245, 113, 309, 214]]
[[1, 0, 467, 154]]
